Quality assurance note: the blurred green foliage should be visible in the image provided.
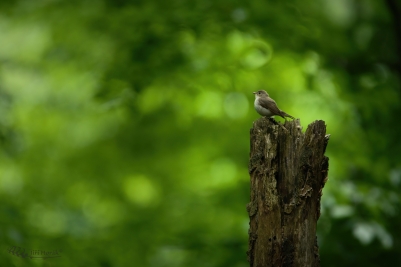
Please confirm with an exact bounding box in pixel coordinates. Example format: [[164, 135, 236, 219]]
[[0, 0, 400, 266]]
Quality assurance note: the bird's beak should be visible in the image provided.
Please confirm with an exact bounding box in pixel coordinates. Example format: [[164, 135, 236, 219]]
[[253, 92, 256, 94]]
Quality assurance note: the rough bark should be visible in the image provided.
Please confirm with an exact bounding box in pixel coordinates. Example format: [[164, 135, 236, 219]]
[[247, 118, 329, 267]]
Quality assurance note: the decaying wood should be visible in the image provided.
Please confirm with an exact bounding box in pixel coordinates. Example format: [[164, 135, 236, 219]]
[[247, 118, 329, 267]]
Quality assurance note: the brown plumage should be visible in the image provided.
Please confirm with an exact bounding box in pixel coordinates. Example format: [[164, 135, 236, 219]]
[[253, 90, 295, 120]]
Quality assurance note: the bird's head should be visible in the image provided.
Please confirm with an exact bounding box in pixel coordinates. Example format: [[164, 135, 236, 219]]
[[253, 90, 269, 98]]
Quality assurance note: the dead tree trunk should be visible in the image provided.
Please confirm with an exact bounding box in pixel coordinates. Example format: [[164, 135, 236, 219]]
[[247, 118, 329, 267]]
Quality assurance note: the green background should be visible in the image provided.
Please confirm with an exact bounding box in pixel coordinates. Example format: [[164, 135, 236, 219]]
[[1, 0, 400, 266]]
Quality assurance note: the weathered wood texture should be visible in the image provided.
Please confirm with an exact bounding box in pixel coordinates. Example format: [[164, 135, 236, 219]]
[[247, 118, 329, 267]]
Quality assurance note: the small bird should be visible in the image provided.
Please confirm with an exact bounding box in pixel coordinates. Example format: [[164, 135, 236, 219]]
[[253, 90, 295, 120]]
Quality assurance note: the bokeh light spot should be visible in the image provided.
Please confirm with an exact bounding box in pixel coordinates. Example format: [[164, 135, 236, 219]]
[[196, 91, 223, 119], [123, 175, 159, 206], [224, 92, 249, 119]]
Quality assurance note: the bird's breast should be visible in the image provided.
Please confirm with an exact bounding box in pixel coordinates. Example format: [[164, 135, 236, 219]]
[[254, 99, 273, 117]]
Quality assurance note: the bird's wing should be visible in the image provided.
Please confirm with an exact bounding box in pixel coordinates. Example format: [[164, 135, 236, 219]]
[[258, 97, 281, 115]]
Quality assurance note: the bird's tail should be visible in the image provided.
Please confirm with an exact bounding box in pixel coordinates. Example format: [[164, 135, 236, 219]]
[[280, 111, 295, 120]]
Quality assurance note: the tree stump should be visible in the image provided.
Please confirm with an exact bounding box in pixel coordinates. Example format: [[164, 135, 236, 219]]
[[247, 118, 329, 267]]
